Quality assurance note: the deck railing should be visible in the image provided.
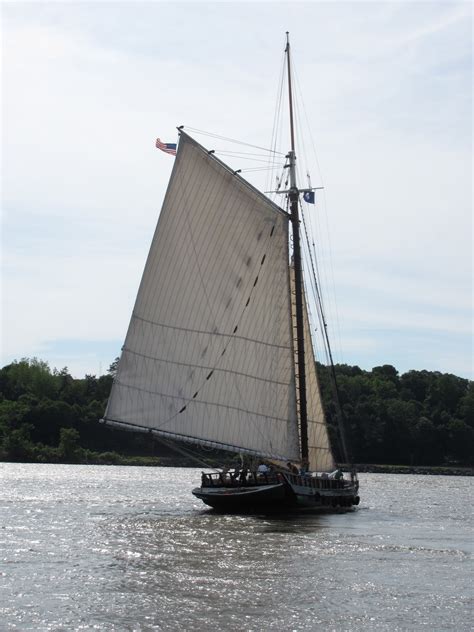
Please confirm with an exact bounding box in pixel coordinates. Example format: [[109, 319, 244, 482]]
[[201, 471, 281, 488], [285, 473, 348, 490], [200, 471, 350, 490]]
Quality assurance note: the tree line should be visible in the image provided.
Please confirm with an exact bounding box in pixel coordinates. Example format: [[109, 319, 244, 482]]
[[317, 363, 473, 467], [0, 358, 472, 467]]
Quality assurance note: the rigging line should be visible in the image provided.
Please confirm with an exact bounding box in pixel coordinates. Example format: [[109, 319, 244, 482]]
[[293, 65, 343, 364], [213, 155, 284, 164], [301, 213, 327, 349], [308, 216, 328, 321], [240, 167, 286, 173], [153, 433, 222, 472], [313, 193, 342, 364], [299, 207, 334, 375], [266, 48, 287, 198], [291, 87, 328, 343], [301, 198, 330, 333], [301, 205, 352, 467], [183, 126, 285, 155], [268, 166, 286, 194], [184, 131, 288, 219], [305, 263, 329, 368], [300, 203, 327, 328], [293, 64, 325, 197], [292, 66, 331, 324], [212, 150, 286, 158], [271, 48, 286, 153], [300, 202, 331, 366], [106, 419, 296, 463]]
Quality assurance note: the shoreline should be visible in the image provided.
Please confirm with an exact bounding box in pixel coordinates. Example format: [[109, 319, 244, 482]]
[[1, 456, 473, 476], [354, 463, 473, 476]]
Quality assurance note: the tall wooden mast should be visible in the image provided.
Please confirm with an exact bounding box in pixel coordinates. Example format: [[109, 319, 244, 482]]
[[285, 32, 308, 464]]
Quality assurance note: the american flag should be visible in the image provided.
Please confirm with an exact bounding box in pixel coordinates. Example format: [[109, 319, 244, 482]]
[[155, 138, 177, 156]]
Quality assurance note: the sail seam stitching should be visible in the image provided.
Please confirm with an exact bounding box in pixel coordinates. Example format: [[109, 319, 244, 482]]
[[122, 347, 291, 387], [114, 379, 292, 425], [131, 315, 290, 351]]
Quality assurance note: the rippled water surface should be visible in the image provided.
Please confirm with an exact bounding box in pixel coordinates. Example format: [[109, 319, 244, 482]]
[[1, 464, 472, 631]]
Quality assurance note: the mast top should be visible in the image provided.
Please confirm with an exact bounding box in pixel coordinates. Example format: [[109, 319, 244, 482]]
[[285, 32, 296, 159]]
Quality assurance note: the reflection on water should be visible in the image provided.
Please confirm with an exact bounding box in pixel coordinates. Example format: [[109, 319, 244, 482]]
[[1, 463, 472, 631]]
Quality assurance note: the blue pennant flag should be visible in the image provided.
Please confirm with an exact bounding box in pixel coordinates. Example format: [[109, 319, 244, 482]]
[[303, 191, 315, 204]]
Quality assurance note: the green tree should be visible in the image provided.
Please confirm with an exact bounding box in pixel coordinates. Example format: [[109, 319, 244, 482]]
[[0, 358, 58, 400], [399, 370, 431, 402], [382, 399, 417, 464], [3, 425, 34, 461], [25, 400, 79, 445], [108, 357, 120, 378], [445, 419, 474, 465], [457, 382, 474, 427], [58, 428, 83, 462], [426, 373, 468, 414], [372, 365, 399, 385]]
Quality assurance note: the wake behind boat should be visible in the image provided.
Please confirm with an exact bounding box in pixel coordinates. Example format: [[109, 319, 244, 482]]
[[101, 33, 360, 513]]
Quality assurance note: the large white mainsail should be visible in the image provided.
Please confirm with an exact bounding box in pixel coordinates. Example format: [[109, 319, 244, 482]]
[[104, 132, 301, 462]]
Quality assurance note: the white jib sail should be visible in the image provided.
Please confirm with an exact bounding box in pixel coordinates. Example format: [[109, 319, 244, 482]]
[[303, 299, 336, 472], [291, 268, 335, 472], [104, 132, 300, 462]]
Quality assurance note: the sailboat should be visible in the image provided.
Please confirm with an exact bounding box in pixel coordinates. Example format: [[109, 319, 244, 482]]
[[101, 34, 359, 512]]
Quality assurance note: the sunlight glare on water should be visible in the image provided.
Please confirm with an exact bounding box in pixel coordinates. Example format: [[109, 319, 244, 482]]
[[1, 464, 472, 631]]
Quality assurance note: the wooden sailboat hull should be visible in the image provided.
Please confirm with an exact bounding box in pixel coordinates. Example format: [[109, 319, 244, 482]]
[[192, 476, 360, 513], [192, 483, 290, 512]]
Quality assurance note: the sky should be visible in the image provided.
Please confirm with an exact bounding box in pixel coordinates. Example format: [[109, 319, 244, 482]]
[[1, 1, 472, 379]]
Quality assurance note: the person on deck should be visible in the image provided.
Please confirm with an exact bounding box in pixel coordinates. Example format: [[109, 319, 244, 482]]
[[220, 465, 230, 484], [239, 468, 248, 485], [230, 465, 240, 484], [299, 460, 309, 476]]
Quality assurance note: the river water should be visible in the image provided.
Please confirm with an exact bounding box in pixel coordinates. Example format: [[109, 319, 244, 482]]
[[1, 463, 472, 631]]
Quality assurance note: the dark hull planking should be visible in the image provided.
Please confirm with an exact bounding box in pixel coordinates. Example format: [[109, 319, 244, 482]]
[[192, 481, 359, 514]]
